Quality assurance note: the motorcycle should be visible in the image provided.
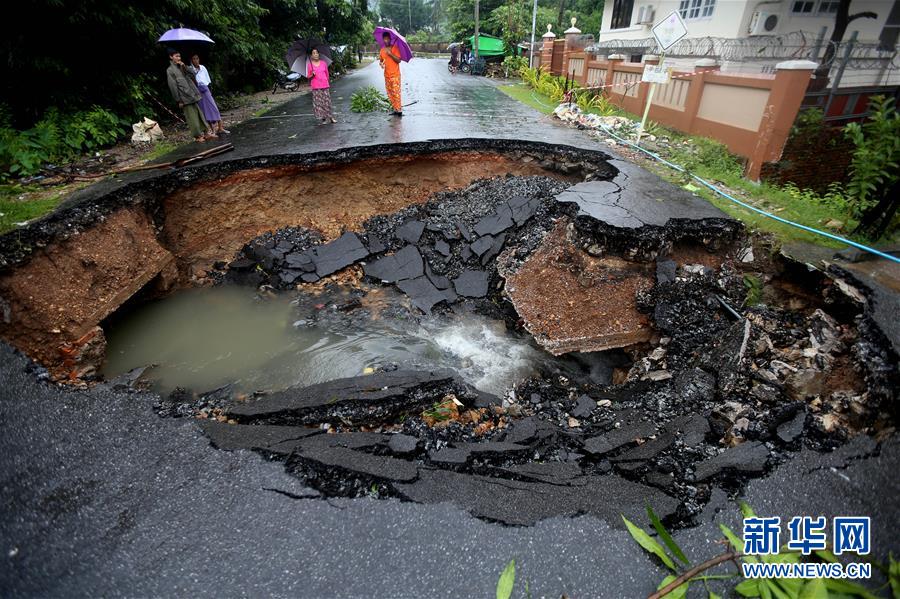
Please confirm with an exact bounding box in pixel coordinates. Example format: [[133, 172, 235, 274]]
[[272, 69, 302, 93]]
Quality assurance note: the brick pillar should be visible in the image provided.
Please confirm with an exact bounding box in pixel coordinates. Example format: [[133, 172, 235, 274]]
[[540, 24, 556, 72], [746, 60, 817, 180], [606, 54, 625, 96], [563, 18, 582, 79]]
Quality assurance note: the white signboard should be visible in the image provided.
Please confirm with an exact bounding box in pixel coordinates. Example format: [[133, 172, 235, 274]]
[[642, 63, 670, 84], [651, 11, 688, 51]]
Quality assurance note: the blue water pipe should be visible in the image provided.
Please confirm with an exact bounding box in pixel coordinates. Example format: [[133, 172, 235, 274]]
[[593, 123, 900, 265]]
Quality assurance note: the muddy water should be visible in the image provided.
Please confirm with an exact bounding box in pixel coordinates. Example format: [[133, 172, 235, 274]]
[[102, 286, 551, 395]]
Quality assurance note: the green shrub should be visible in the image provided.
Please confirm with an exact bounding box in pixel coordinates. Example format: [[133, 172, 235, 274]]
[[0, 105, 126, 179], [502, 55, 528, 77], [350, 86, 391, 112], [844, 95, 900, 218]]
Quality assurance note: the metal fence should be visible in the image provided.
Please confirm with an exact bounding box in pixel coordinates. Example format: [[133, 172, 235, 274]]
[[585, 29, 900, 71]]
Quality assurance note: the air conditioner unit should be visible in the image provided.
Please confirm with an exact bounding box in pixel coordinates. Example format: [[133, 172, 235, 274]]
[[637, 5, 655, 25], [748, 11, 779, 35]]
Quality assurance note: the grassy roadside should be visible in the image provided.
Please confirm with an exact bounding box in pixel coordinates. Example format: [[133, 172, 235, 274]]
[[499, 83, 863, 249], [0, 186, 67, 233]]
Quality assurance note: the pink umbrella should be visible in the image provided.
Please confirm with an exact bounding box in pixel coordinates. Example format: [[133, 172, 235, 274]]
[[373, 26, 413, 62]]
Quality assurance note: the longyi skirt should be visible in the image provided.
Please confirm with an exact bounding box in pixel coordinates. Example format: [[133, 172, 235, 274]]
[[198, 86, 221, 122], [312, 88, 333, 120]]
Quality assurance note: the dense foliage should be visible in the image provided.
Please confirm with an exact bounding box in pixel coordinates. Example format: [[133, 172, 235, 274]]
[[377, 0, 437, 35], [445, 0, 604, 46], [844, 96, 900, 228], [1, 0, 370, 128], [0, 0, 372, 179], [0, 106, 129, 179]]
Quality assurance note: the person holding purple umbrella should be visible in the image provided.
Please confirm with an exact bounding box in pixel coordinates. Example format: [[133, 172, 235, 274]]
[[165, 49, 210, 142], [379, 32, 403, 116], [307, 48, 337, 124], [190, 54, 229, 135]]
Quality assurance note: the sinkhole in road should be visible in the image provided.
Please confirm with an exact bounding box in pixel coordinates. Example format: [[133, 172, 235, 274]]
[[1, 139, 894, 528]]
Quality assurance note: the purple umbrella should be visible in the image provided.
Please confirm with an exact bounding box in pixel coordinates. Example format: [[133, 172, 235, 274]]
[[158, 28, 215, 44], [373, 26, 413, 62]]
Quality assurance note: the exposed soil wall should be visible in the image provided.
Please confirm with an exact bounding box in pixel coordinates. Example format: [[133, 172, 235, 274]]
[[161, 152, 571, 276], [0, 208, 174, 367], [0, 143, 602, 373]]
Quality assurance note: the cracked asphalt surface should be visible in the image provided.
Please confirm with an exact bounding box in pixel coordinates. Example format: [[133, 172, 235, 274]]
[[2, 59, 899, 597]]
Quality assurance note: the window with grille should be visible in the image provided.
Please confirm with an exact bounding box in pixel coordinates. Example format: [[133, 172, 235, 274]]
[[818, 1, 840, 14], [791, 1, 816, 14], [880, 0, 900, 51], [678, 0, 715, 20], [610, 0, 635, 29]]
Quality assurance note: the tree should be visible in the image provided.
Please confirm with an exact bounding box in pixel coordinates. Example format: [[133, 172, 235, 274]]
[[378, 0, 433, 34], [814, 0, 877, 80], [0, 0, 370, 126]]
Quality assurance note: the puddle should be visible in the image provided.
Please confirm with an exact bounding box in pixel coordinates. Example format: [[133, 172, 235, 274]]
[[102, 285, 553, 395]]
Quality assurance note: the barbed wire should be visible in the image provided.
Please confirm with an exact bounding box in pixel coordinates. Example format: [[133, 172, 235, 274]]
[[584, 30, 899, 69]]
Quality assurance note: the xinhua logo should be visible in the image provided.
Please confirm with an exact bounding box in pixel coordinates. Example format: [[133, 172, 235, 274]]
[[740, 515, 872, 580]]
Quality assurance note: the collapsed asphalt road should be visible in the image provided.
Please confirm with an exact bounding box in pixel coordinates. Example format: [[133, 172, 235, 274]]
[[2, 61, 900, 597], [2, 342, 898, 597]]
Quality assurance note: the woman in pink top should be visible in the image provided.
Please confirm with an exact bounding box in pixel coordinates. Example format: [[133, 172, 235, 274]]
[[307, 49, 337, 124]]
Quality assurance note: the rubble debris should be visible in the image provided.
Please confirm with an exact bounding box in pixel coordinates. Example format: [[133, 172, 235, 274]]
[[582, 421, 657, 456]]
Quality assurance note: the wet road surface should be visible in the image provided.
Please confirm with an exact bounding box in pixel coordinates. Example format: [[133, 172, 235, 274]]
[[2, 59, 899, 597]]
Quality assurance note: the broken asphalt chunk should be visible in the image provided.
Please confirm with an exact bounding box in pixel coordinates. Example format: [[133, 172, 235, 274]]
[[198, 421, 321, 458], [570, 395, 597, 418], [396, 220, 425, 244], [473, 204, 514, 237], [394, 469, 679, 526], [507, 195, 542, 226], [288, 445, 418, 483], [396, 276, 448, 313], [693, 441, 770, 481], [469, 236, 494, 258], [434, 239, 451, 257], [582, 420, 657, 456], [227, 369, 461, 425], [311, 232, 369, 277], [363, 245, 423, 283], [452, 269, 489, 298]]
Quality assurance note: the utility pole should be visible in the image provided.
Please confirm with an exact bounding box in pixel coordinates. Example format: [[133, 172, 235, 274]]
[[474, 0, 480, 57], [529, 0, 537, 67], [408, 0, 412, 32]]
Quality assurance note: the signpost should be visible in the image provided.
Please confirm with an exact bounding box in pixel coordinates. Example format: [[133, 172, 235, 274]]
[[636, 11, 688, 145]]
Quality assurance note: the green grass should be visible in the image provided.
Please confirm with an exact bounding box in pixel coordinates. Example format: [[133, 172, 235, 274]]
[[140, 141, 178, 163], [500, 82, 861, 248], [499, 83, 555, 115], [0, 186, 64, 234]]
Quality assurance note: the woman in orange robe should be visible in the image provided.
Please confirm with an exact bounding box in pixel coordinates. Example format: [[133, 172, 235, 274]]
[[379, 32, 403, 116]]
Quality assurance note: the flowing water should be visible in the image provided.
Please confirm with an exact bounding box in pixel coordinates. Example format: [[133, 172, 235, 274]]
[[102, 285, 558, 395]]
